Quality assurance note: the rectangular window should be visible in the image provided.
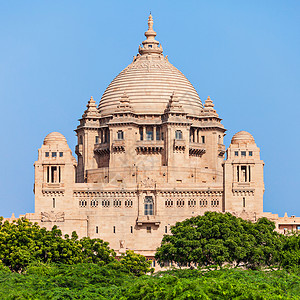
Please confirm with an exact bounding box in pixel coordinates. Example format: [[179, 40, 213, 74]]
[[96, 226, 98, 234], [45, 152, 49, 157], [117, 130, 124, 140], [130, 226, 133, 233], [47, 166, 50, 183], [105, 130, 109, 143], [52, 152, 57, 157], [144, 196, 154, 215], [147, 226, 151, 233], [248, 166, 251, 182], [139, 127, 143, 140], [165, 226, 167, 234], [51, 166, 57, 183], [156, 127, 161, 140], [249, 151, 253, 156], [235, 151, 238, 156], [241, 165, 247, 182], [201, 136, 205, 143], [95, 136, 99, 144], [175, 130, 183, 140], [146, 127, 153, 140], [53, 198, 55, 208], [113, 226, 116, 233], [59, 152, 63, 157], [241, 151, 246, 157], [243, 197, 245, 208]]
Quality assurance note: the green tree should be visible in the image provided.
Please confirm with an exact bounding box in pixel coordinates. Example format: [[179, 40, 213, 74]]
[[155, 212, 282, 269], [280, 232, 300, 269], [119, 250, 154, 276], [0, 218, 114, 271]]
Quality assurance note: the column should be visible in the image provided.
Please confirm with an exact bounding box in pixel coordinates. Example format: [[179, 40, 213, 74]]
[[153, 126, 156, 141], [143, 126, 146, 141]]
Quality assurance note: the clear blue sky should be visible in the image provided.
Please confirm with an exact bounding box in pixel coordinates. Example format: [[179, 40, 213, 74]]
[[0, 0, 299, 218]]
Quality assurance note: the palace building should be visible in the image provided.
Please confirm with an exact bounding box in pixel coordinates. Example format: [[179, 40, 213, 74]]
[[8, 15, 300, 261]]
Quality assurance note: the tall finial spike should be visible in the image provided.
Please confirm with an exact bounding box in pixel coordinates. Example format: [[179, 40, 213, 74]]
[[139, 14, 163, 55], [148, 14, 153, 31]]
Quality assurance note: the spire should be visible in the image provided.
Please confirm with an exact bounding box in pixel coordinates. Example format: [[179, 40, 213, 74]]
[[82, 96, 99, 118], [204, 96, 214, 109], [204, 96, 218, 116], [116, 91, 133, 112], [139, 14, 163, 55], [164, 92, 184, 114]]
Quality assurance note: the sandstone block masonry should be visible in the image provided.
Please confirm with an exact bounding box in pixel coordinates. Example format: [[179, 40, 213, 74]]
[[5, 15, 299, 265]]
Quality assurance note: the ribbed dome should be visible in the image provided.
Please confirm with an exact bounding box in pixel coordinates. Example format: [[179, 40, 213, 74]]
[[99, 15, 202, 116], [44, 132, 67, 145], [231, 131, 255, 144]]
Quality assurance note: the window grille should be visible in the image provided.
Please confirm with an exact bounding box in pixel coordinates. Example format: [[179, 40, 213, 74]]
[[144, 196, 154, 215], [79, 199, 87, 207]]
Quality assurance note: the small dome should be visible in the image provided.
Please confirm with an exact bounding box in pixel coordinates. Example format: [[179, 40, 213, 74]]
[[231, 131, 255, 144], [43, 132, 67, 145]]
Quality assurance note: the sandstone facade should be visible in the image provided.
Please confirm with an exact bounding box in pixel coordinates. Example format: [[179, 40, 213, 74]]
[[6, 15, 300, 265]]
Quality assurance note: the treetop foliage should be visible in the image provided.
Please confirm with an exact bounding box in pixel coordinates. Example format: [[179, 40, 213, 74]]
[[0, 217, 152, 275], [155, 212, 299, 270]]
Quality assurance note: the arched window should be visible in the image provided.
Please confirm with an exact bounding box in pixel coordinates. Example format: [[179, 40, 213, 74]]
[[117, 130, 124, 140], [144, 196, 154, 215], [175, 130, 183, 140]]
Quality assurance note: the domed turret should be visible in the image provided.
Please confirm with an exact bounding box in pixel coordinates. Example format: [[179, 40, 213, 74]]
[[99, 14, 203, 116], [43, 132, 68, 146], [231, 131, 255, 145]]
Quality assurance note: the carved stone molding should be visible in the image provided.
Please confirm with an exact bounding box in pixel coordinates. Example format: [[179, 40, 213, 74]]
[[41, 211, 65, 222]]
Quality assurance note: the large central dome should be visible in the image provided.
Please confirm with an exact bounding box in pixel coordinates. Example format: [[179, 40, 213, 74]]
[[99, 15, 203, 116]]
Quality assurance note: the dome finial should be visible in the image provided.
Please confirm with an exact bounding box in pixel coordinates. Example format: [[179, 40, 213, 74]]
[[147, 13, 154, 32], [138, 14, 163, 55]]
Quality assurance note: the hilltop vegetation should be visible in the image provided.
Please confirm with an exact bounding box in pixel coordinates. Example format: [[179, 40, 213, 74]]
[[0, 213, 299, 299]]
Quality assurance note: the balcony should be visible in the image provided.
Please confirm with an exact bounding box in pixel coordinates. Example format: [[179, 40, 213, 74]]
[[136, 215, 160, 226], [75, 144, 83, 155], [189, 142, 206, 156], [94, 143, 110, 155], [136, 140, 164, 154], [173, 139, 186, 151], [112, 140, 125, 152]]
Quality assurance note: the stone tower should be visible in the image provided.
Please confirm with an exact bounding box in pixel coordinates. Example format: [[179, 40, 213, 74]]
[[34, 132, 77, 213], [223, 131, 264, 214]]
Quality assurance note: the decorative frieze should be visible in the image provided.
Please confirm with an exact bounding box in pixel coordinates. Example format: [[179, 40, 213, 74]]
[[41, 211, 65, 222]]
